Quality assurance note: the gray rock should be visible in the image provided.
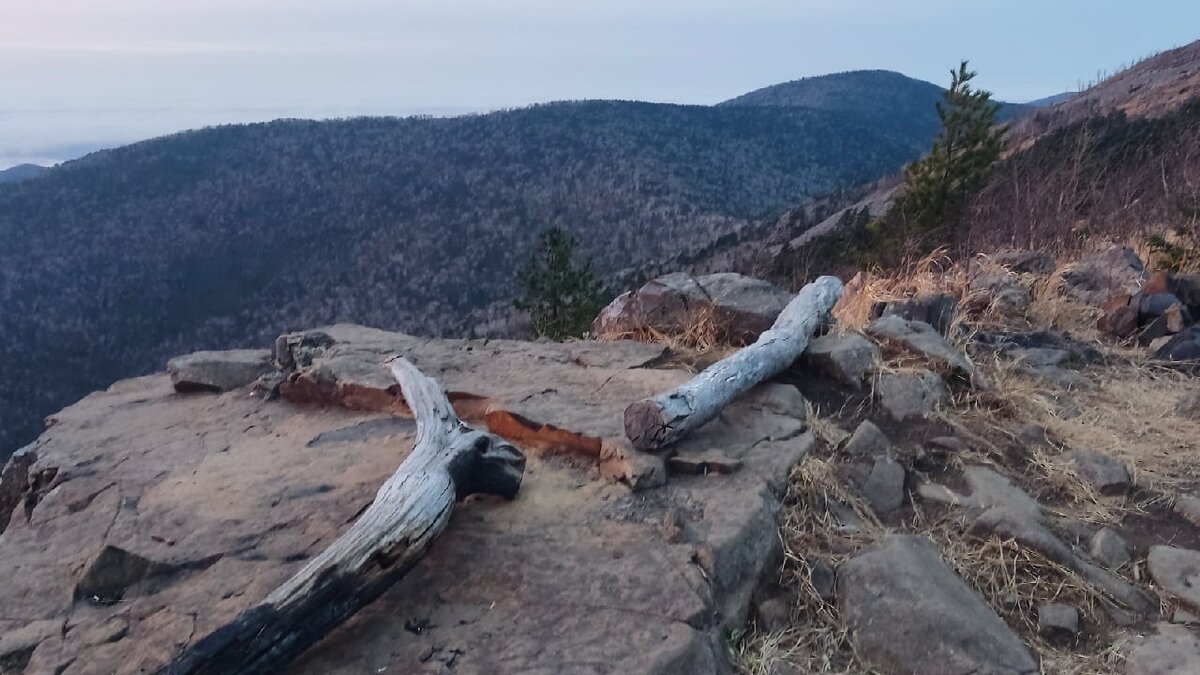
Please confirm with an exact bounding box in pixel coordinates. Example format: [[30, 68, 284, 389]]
[[802, 332, 880, 388], [1154, 325, 1200, 362], [753, 594, 791, 634], [1070, 450, 1132, 495], [871, 293, 959, 335], [1140, 293, 1192, 324], [863, 456, 905, 515], [666, 451, 742, 476], [1008, 347, 1071, 368], [988, 250, 1057, 276], [921, 466, 1154, 614], [167, 349, 275, 392], [838, 535, 1038, 675], [827, 499, 865, 535], [968, 268, 1032, 316], [1174, 495, 1200, 528], [591, 272, 792, 344], [1125, 623, 1200, 675], [877, 369, 950, 422], [1147, 546, 1200, 611], [1171, 608, 1199, 625], [1089, 528, 1132, 570], [844, 420, 891, 457], [866, 315, 979, 382], [1037, 603, 1080, 642], [1057, 246, 1148, 306], [928, 436, 968, 452], [0, 620, 60, 666]]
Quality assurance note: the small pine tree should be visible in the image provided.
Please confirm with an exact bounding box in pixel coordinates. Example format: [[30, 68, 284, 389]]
[[514, 227, 606, 340], [898, 61, 1005, 237]]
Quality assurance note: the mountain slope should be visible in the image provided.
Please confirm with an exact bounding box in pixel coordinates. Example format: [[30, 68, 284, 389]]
[[723, 70, 1028, 137], [966, 40, 1200, 251], [0, 94, 960, 457], [1007, 40, 1200, 149], [0, 163, 48, 184]]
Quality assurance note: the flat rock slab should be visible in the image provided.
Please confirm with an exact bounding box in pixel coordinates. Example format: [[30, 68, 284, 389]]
[[1148, 546, 1200, 611], [0, 326, 814, 675], [167, 349, 274, 392], [1124, 623, 1200, 675], [838, 535, 1039, 675]]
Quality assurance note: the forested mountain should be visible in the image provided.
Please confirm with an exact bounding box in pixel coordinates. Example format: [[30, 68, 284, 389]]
[[0, 163, 48, 184], [722, 70, 1028, 135], [0, 77, 1016, 458]]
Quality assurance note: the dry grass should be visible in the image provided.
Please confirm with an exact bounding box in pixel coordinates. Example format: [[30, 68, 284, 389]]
[[733, 418, 886, 675], [927, 525, 1125, 675], [832, 249, 968, 331], [592, 305, 738, 366], [735, 244, 1200, 674]]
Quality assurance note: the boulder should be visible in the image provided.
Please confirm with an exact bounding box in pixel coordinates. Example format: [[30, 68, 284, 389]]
[[1139, 293, 1192, 324], [870, 293, 958, 335], [1144, 270, 1200, 310], [166, 349, 275, 392], [1124, 623, 1200, 675], [1097, 294, 1141, 338], [800, 332, 880, 388], [1089, 528, 1132, 570], [1173, 495, 1200, 528], [876, 369, 950, 422], [1007, 347, 1071, 368], [1147, 546, 1200, 611], [866, 315, 979, 383], [987, 250, 1057, 276], [838, 535, 1038, 675], [844, 420, 891, 457], [1036, 603, 1080, 642], [967, 267, 1032, 316], [752, 592, 791, 634], [1153, 325, 1200, 361], [592, 272, 792, 344], [1070, 451, 1132, 495], [863, 456, 906, 515], [1057, 246, 1148, 306]]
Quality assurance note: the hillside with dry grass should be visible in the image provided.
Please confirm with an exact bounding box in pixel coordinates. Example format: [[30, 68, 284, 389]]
[[599, 248, 1200, 674]]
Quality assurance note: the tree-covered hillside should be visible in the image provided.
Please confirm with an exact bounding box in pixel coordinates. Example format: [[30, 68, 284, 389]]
[[0, 88, 971, 458], [722, 70, 1027, 139]]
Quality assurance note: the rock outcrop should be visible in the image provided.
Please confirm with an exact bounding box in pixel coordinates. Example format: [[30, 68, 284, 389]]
[[0, 325, 816, 674], [592, 272, 793, 344], [1057, 246, 1148, 305]]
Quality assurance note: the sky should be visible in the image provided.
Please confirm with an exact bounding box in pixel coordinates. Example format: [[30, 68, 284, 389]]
[[2, 0, 1198, 169]]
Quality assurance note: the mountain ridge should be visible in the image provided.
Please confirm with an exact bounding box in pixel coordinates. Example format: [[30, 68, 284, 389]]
[[3, 73, 1013, 458]]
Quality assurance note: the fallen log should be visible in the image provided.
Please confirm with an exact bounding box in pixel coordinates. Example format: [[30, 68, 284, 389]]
[[624, 275, 843, 451], [161, 358, 525, 675]]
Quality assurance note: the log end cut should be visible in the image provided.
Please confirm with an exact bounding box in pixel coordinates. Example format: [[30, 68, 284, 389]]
[[624, 399, 670, 451]]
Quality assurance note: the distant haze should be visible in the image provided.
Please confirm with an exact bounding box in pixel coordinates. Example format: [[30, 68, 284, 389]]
[[3, 0, 1198, 169]]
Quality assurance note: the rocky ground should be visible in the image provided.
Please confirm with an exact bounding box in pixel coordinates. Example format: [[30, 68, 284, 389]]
[[1, 246, 1199, 675]]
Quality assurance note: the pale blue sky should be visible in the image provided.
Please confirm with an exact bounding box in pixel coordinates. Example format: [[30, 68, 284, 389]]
[[1, 0, 1197, 168]]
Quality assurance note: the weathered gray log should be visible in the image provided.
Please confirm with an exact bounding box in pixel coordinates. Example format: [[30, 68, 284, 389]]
[[161, 358, 525, 675], [625, 275, 843, 451]]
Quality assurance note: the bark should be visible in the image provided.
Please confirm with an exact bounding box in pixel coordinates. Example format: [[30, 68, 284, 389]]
[[624, 276, 843, 451], [161, 358, 525, 675]]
